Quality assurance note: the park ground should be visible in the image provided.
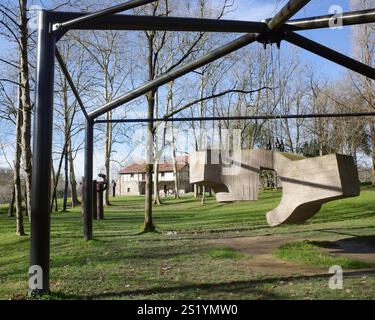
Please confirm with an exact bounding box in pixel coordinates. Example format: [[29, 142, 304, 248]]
[[1, 186, 375, 300]]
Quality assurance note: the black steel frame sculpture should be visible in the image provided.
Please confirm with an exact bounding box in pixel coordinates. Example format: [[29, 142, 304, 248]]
[[30, 0, 375, 294]]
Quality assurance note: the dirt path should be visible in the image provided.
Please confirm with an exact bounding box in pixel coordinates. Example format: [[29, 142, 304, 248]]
[[209, 235, 375, 276]]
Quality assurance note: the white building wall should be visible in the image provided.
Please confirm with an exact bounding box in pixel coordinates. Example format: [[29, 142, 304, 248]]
[[122, 173, 144, 182], [159, 172, 174, 181], [117, 166, 192, 196]]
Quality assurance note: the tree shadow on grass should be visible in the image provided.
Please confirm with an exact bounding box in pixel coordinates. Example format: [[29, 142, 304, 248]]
[[267, 225, 375, 239], [311, 235, 375, 254], [317, 227, 375, 239], [72, 268, 375, 300], [21, 258, 375, 300], [159, 199, 200, 206]]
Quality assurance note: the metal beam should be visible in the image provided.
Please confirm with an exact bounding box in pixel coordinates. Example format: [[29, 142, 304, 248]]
[[55, 48, 89, 119], [267, 0, 311, 30], [29, 10, 56, 296], [49, 11, 267, 33], [94, 112, 375, 124], [89, 33, 258, 119], [284, 31, 375, 80], [50, 7, 375, 34], [83, 118, 94, 241], [53, 0, 157, 31], [285, 8, 375, 31]]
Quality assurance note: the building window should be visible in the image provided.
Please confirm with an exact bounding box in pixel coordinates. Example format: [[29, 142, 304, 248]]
[[130, 173, 134, 178], [142, 174, 145, 180], [127, 188, 131, 193], [161, 172, 165, 178]]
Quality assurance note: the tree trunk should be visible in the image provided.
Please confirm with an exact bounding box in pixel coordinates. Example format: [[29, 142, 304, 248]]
[[104, 112, 112, 206], [19, 0, 32, 221], [201, 185, 206, 204], [153, 160, 161, 204], [8, 187, 15, 218], [14, 93, 25, 236], [351, 9, 375, 185], [61, 82, 69, 212], [194, 184, 199, 199], [24, 187, 28, 216], [144, 87, 156, 232], [51, 163, 58, 212], [144, 88, 155, 231], [370, 120, 375, 187], [68, 139, 80, 206], [365, 70, 375, 187], [62, 145, 69, 212], [143, 27, 157, 232], [51, 148, 65, 212], [170, 123, 180, 199], [153, 93, 161, 205], [197, 67, 206, 202]]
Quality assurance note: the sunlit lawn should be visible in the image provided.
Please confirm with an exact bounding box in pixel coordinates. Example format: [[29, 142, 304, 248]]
[[0, 186, 375, 300]]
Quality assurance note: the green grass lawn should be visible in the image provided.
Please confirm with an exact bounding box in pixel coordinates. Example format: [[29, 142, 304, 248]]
[[0, 187, 375, 300]]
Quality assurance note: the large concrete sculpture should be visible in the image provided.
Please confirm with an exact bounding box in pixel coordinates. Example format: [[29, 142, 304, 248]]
[[190, 149, 360, 226]]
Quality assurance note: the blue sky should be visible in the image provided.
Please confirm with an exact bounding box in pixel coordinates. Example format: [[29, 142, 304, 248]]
[[228, 0, 353, 80], [0, 0, 362, 175], [0, 1, 354, 79]]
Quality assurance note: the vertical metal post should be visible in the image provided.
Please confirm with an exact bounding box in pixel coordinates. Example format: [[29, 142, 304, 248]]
[[81, 177, 85, 217], [112, 181, 116, 197], [97, 184, 104, 220], [29, 11, 56, 295], [93, 180, 98, 220], [83, 118, 94, 240]]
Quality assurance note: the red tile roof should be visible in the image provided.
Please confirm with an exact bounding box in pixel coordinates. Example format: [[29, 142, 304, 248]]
[[119, 163, 146, 174], [119, 161, 188, 174]]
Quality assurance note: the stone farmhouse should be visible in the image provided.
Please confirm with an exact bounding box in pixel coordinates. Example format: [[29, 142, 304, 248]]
[[117, 156, 192, 196]]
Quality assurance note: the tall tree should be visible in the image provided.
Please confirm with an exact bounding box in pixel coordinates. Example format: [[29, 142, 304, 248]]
[[351, 0, 375, 185], [14, 80, 25, 235], [0, 0, 31, 232], [19, 0, 33, 219], [143, 1, 161, 230], [76, 28, 129, 207], [54, 42, 87, 210]]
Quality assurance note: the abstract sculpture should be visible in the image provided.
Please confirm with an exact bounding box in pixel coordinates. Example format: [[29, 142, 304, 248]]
[[190, 149, 360, 226]]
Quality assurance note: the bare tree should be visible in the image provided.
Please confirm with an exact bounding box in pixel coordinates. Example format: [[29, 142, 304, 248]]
[[14, 80, 25, 235], [351, 0, 375, 185], [0, 0, 31, 231], [53, 41, 89, 210], [18, 0, 33, 219], [76, 27, 130, 206]]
